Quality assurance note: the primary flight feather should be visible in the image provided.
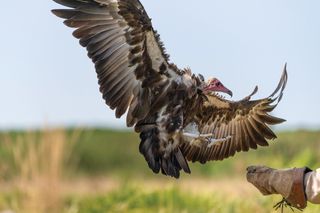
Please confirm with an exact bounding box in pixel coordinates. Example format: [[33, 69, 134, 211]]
[[52, 0, 287, 178]]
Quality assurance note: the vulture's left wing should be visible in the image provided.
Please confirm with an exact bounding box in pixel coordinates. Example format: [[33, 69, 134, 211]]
[[181, 66, 288, 163]]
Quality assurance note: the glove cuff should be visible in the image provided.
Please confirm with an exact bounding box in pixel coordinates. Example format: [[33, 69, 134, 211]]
[[286, 167, 312, 209]]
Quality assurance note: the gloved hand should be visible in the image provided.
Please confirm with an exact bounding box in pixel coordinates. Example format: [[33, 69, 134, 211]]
[[246, 165, 312, 209]]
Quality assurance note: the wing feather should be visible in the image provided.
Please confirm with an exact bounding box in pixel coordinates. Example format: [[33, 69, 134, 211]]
[[52, 0, 179, 126], [243, 120, 257, 149], [182, 67, 287, 163]]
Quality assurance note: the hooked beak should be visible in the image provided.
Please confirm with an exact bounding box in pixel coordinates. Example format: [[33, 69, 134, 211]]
[[226, 89, 233, 97], [203, 83, 233, 97], [219, 84, 233, 97], [213, 86, 233, 97]]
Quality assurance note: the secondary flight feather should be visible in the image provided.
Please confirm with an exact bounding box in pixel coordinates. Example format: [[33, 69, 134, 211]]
[[52, 0, 288, 178]]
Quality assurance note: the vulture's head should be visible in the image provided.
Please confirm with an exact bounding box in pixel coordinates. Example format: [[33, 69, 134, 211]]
[[203, 78, 233, 97]]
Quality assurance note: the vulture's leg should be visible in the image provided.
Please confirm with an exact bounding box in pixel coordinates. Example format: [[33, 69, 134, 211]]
[[182, 122, 232, 147], [182, 132, 214, 138], [182, 123, 213, 138], [183, 133, 231, 147], [182, 132, 215, 147], [206, 135, 232, 147]]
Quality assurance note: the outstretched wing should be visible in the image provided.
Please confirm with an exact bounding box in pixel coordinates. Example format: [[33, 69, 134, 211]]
[[52, 0, 179, 126], [181, 66, 288, 163]]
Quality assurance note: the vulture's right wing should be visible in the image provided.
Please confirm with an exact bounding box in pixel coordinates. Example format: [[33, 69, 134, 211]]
[[52, 0, 179, 126], [181, 66, 288, 163]]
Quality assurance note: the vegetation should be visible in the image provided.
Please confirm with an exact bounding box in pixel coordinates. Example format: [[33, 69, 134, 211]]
[[0, 128, 320, 212]]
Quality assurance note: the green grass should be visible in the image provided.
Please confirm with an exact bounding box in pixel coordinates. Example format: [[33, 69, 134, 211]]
[[71, 129, 320, 178], [1, 128, 320, 213], [69, 184, 320, 213], [74, 186, 238, 213], [1, 129, 320, 178]]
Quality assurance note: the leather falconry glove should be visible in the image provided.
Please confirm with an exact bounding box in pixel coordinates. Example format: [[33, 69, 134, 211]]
[[246, 165, 312, 209]]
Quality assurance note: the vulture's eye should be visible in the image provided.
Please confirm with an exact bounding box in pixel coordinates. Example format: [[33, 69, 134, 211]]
[[216, 82, 221, 86]]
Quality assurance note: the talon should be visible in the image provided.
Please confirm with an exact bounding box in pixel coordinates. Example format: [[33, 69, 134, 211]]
[[205, 136, 213, 143]]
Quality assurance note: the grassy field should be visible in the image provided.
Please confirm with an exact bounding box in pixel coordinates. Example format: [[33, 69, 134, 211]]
[[0, 128, 320, 213]]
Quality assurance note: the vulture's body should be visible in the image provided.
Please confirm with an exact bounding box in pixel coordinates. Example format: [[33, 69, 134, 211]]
[[52, 0, 288, 178]]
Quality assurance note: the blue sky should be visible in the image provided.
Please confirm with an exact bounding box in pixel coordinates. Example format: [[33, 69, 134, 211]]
[[1, 0, 320, 130]]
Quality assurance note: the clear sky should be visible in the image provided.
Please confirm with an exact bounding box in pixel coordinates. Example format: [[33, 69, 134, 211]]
[[1, 0, 320, 130]]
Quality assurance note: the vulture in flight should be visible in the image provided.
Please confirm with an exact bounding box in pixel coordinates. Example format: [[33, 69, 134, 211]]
[[52, 0, 288, 178]]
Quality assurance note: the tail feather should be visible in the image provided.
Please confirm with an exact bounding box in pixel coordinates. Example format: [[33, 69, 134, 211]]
[[139, 129, 160, 173], [139, 128, 190, 178], [161, 155, 181, 178], [175, 148, 191, 174]]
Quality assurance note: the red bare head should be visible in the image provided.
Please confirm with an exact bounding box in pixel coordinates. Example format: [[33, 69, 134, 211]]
[[203, 78, 233, 97]]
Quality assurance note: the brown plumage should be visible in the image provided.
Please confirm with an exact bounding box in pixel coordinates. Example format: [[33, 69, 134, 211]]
[[52, 0, 288, 178]]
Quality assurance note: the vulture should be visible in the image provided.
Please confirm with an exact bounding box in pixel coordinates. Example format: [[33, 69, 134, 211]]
[[52, 0, 288, 178]]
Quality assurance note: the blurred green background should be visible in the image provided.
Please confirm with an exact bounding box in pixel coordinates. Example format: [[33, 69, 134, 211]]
[[0, 129, 319, 213]]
